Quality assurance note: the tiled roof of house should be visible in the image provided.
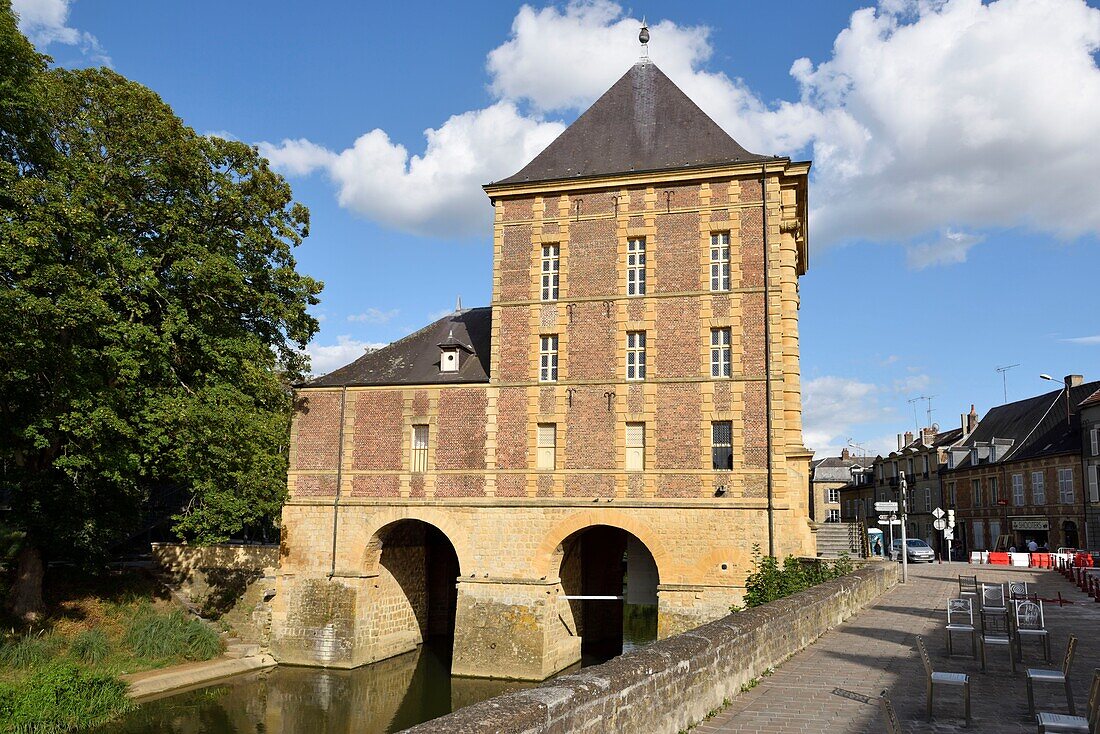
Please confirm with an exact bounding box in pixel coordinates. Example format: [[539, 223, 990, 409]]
[[493, 61, 771, 187], [811, 455, 875, 482], [946, 380, 1100, 471], [1080, 387, 1100, 408], [304, 307, 492, 387]]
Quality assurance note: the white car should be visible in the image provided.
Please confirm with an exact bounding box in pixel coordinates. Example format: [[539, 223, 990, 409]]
[[891, 538, 936, 563]]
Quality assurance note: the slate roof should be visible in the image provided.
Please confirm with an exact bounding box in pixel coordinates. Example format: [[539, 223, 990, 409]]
[[812, 455, 875, 483], [945, 380, 1100, 471], [305, 308, 492, 387], [493, 61, 772, 186]]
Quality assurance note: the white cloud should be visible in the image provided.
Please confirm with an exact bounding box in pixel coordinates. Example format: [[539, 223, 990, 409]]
[[1063, 335, 1100, 345], [906, 230, 985, 269], [304, 335, 386, 376], [893, 373, 931, 394], [346, 308, 398, 324], [261, 0, 1100, 258], [258, 104, 564, 237], [803, 376, 887, 457], [12, 0, 109, 64]]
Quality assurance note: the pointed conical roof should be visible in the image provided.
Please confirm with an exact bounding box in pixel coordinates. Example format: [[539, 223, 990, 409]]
[[495, 61, 770, 186]]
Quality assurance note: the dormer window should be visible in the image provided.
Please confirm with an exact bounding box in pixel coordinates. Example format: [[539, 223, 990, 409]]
[[440, 347, 460, 373]]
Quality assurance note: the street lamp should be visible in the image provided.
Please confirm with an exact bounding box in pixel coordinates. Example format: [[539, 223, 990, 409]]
[[1040, 374, 1072, 426]]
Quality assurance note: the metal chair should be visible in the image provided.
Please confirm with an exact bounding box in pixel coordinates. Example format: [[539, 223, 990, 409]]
[[879, 690, 904, 734], [1010, 580, 1036, 601], [981, 582, 1008, 613], [1015, 599, 1052, 663], [980, 608, 1017, 673], [917, 634, 971, 725], [946, 597, 977, 659], [1027, 635, 1078, 716], [1035, 667, 1100, 733], [959, 574, 979, 601]]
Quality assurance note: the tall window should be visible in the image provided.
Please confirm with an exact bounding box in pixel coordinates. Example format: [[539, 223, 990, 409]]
[[627, 238, 646, 295], [709, 232, 730, 291], [537, 424, 556, 470], [946, 481, 956, 507], [827, 509, 841, 523], [907, 458, 914, 477], [990, 476, 999, 504], [1091, 428, 1099, 456], [1058, 468, 1074, 504], [539, 335, 558, 382], [922, 455, 930, 476], [711, 421, 733, 470], [1089, 465, 1099, 503], [626, 331, 646, 380], [625, 422, 645, 471], [710, 328, 731, 378], [922, 487, 932, 512], [972, 478, 982, 507], [540, 244, 559, 301], [1012, 473, 1024, 506], [826, 488, 841, 503], [1032, 471, 1046, 504], [411, 425, 429, 473]]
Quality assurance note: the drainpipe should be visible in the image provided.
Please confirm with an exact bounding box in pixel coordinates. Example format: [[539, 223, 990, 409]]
[[329, 386, 348, 578], [761, 165, 775, 559]]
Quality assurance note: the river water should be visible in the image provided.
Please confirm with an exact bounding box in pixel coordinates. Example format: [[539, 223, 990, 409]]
[[100, 604, 657, 734]]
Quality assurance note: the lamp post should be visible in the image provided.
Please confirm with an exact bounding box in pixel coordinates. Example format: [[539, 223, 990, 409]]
[[1040, 374, 1072, 426]]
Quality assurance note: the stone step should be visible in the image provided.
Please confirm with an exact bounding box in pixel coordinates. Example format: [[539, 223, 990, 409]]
[[224, 643, 262, 659]]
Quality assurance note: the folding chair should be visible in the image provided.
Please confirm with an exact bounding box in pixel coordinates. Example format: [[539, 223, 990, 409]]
[[917, 634, 971, 726], [1015, 599, 1051, 663], [980, 608, 1017, 673], [946, 597, 977, 659], [1035, 667, 1100, 733], [1027, 636, 1078, 716]]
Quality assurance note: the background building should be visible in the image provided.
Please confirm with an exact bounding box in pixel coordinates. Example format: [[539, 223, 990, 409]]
[[943, 375, 1097, 552], [1078, 387, 1100, 549]]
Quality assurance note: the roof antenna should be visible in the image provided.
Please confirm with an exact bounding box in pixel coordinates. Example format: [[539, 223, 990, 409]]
[[639, 18, 649, 61], [455, 295, 462, 312]]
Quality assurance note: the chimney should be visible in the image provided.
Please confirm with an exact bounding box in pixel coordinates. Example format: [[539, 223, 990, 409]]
[[904, 431, 914, 446], [922, 427, 936, 445], [841, 448, 850, 460], [1066, 374, 1083, 388], [967, 404, 979, 434], [961, 413, 967, 433], [897, 433, 904, 451]]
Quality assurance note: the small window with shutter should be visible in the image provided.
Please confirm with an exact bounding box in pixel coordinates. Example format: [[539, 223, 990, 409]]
[[626, 422, 645, 471], [712, 421, 732, 470], [537, 423, 556, 470]]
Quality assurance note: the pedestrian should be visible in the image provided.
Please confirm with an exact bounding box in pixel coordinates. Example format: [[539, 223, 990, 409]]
[[1027, 538, 1038, 553], [872, 537, 882, 557]]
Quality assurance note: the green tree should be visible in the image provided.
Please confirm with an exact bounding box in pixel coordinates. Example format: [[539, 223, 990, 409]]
[[0, 2, 322, 620]]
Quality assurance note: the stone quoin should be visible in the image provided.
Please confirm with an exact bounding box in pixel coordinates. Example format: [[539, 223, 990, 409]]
[[269, 58, 816, 680]]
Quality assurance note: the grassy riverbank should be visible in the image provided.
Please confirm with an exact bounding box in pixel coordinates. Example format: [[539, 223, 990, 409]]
[[0, 570, 223, 733]]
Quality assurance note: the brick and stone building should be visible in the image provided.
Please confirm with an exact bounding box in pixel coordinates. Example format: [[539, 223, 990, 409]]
[[270, 57, 815, 680], [1081, 387, 1100, 549], [943, 376, 1097, 552], [810, 449, 872, 524]]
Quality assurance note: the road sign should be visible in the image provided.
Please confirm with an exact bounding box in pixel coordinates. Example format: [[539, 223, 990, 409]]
[[943, 528, 954, 540], [875, 501, 899, 512], [933, 518, 947, 531], [878, 519, 902, 526], [932, 507, 945, 519]]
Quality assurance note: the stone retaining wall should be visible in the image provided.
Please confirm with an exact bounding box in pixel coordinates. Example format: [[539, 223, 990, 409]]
[[403, 562, 898, 734]]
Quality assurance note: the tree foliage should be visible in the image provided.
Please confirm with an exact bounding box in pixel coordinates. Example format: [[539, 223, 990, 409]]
[[0, 1, 322, 613], [739, 545, 854, 609]]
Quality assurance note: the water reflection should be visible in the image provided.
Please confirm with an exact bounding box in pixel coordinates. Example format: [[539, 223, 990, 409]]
[[101, 604, 657, 734]]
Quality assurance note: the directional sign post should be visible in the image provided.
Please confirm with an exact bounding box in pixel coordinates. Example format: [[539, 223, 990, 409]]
[[875, 501, 899, 513]]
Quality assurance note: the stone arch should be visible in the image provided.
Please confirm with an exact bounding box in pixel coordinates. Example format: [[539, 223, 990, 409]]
[[536, 510, 671, 583], [347, 507, 469, 578]]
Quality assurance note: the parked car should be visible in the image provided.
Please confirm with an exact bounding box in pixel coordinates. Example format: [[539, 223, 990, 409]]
[[891, 538, 936, 563]]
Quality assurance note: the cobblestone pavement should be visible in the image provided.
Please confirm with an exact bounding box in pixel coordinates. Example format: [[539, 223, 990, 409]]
[[698, 562, 1100, 734]]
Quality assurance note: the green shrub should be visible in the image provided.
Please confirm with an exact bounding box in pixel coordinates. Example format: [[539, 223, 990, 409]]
[[740, 546, 855, 609], [0, 631, 61, 669], [69, 629, 110, 665], [124, 608, 222, 661], [0, 662, 131, 733]]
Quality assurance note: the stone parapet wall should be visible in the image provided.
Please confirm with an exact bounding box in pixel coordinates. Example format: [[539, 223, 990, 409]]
[[401, 563, 898, 734], [151, 542, 280, 578]]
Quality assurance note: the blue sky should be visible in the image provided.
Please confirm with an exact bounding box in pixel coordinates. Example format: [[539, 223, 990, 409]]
[[15, 0, 1100, 457]]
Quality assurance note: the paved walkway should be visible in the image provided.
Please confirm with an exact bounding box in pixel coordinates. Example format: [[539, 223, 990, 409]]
[[698, 562, 1100, 733]]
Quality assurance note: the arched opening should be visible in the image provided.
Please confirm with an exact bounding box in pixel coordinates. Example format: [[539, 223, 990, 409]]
[[1062, 520, 1079, 550], [554, 525, 659, 662], [370, 520, 460, 664]]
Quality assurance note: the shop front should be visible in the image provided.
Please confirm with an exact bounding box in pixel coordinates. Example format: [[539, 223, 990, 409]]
[[1010, 516, 1049, 550]]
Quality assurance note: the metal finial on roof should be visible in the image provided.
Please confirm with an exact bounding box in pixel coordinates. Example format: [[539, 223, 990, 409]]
[[639, 19, 649, 58]]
